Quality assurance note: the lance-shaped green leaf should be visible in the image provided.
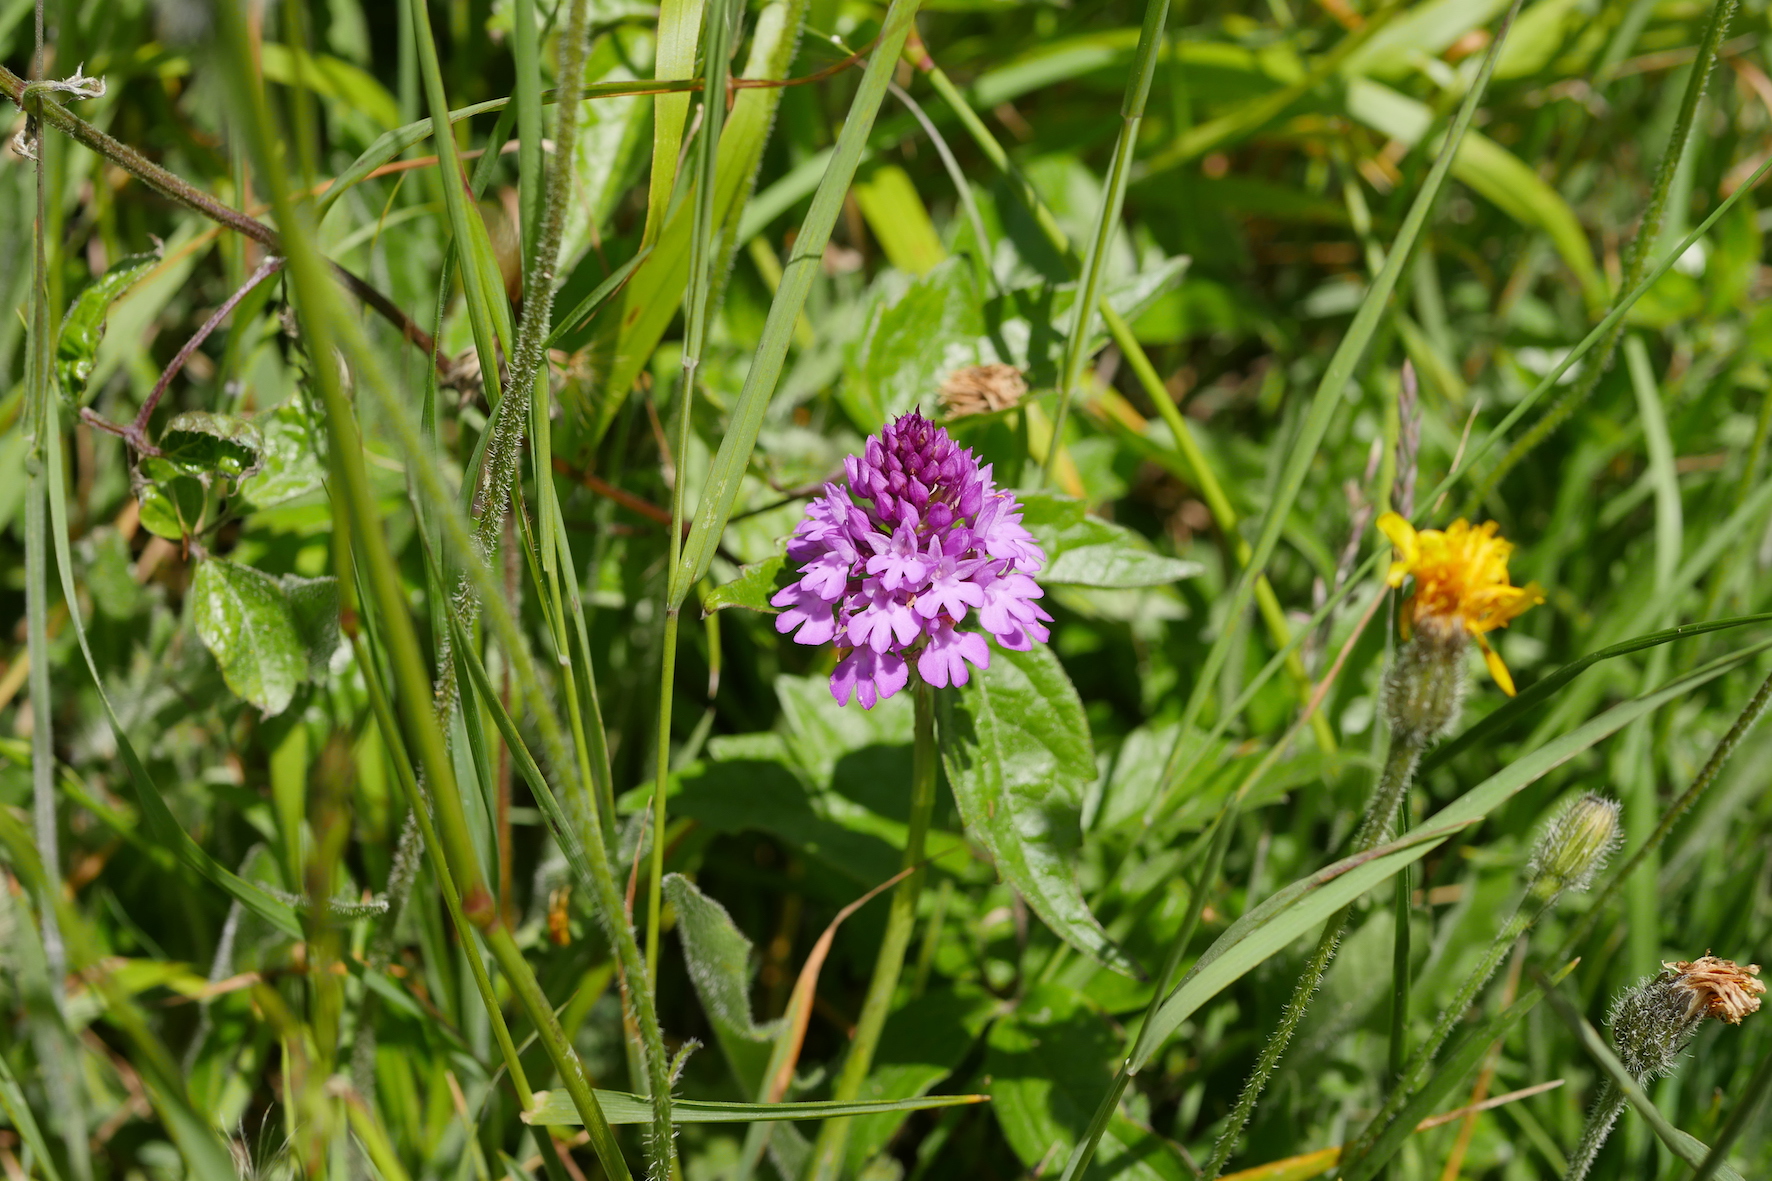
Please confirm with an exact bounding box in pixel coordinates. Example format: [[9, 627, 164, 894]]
[[664, 873, 784, 1093], [1129, 638, 1772, 1071], [1020, 493, 1202, 589], [939, 643, 1140, 977], [55, 252, 160, 407], [524, 1090, 988, 1125]]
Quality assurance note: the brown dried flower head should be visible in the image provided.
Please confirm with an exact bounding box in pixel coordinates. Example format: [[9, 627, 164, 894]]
[[1666, 955, 1765, 1024], [939, 363, 1027, 418]]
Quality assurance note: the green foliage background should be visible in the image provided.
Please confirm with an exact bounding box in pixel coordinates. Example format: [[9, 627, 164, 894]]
[[2, 0, 1771, 1179]]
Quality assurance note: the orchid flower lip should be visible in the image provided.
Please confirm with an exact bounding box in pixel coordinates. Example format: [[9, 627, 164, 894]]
[[772, 410, 1050, 708]]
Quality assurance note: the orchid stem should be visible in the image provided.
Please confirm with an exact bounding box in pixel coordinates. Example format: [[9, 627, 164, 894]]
[[804, 681, 938, 1181]]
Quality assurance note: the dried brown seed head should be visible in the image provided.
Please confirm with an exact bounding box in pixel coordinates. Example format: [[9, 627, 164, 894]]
[[1666, 956, 1764, 1024], [939, 363, 1027, 418]]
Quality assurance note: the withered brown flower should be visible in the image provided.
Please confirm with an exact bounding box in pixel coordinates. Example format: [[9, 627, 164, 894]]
[[939, 363, 1027, 418], [1667, 955, 1765, 1024]]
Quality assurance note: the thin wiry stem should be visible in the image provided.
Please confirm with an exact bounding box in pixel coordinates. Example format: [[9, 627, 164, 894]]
[[1557, 663, 1772, 961], [1201, 736, 1422, 1179], [80, 256, 284, 453]]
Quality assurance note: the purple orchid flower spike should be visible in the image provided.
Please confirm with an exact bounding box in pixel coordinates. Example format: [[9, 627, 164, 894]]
[[772, 410, 1051, 707]]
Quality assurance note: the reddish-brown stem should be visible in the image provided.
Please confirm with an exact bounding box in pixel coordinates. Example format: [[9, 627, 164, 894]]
[[137, 255, 284, 433], [1, 63, 438, 364], [80, 255, 285, 453]]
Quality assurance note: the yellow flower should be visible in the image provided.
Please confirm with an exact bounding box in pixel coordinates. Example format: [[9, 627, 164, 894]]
[[1376, 512, 1543, 696]]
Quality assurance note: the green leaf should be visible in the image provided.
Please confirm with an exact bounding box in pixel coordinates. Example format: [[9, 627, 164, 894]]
[[280, 573, 341, 681], [986, 983, 1190, 1181], [853, 164, 947, 276], [190, 558, 311, 716], [842, 258, 988, 433], [257, 42, 401, 130], [664, 873, 783, 1095], [237, 399, 325, 510], [54, 251, 160, 407], [155, 411, 264, 479], [524, 1089, 988, 1126], [845, 986, 1000, 1173], [938, 643, 1139, 977], [1019, 492, 1202, 588], [136, 475, 206, 541], [1129, 640, 1772, 1071], [703, 553, 788, 615], [643, 0, 706, 246]]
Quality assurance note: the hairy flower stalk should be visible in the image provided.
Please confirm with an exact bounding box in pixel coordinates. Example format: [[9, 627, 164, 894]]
[[1339, 795, 1622, 1176], [774, 410, 1051, 704], [1565, 956, 1764, 1180], [1203, 513, 1540, 1179]]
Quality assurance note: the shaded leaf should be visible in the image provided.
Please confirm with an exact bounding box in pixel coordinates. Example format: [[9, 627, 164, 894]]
[[987, 983, 1189, 1181], [664, 873, 783, 1094], [55, 252, 160, 407], [280, 573, 341, 681], [137, 476, 206, 541], [156, 411, 264, 479], [846, 986, 1000, 1172]]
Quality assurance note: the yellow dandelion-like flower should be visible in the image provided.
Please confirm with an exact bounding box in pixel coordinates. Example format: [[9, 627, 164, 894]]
[[1376, 512, 1543, 696]]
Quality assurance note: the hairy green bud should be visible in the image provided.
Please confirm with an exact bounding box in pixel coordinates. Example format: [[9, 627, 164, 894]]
[[1382, 616, 1468, 747], [1529, 793, 1622, 898]]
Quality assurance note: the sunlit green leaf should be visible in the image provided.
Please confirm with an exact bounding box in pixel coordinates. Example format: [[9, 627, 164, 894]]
[[939, 643, 1138, 977]]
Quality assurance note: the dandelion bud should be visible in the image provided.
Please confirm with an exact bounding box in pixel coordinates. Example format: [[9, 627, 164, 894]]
[[1381, 615, 1468, 747], [1528, 793, 1622, 898]]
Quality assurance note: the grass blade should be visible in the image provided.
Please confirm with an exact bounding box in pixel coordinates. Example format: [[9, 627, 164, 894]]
[[1132, 638, 1771, 1071], [525, 1090, 989, 1126], [672, 0, 928, 604], [1170, 0, 1527, 746]]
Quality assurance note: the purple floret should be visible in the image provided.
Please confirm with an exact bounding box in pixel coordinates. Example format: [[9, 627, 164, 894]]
[[770, 410, 1051, 708]]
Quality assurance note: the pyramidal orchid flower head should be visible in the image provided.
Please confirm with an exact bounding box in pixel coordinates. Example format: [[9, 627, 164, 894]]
[[773, 410, 1050, 708]]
